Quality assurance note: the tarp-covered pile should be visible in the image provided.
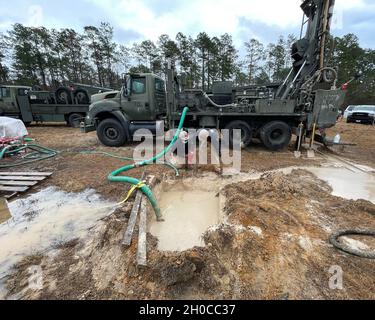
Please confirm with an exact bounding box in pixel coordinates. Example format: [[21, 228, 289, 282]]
[[0, 117, 28, 139]]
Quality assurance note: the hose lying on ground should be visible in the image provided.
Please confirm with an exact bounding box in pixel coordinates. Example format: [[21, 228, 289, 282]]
[[108, 107, 189, 221], [0, 139, 58, 168], [330, 229, 375, 259]]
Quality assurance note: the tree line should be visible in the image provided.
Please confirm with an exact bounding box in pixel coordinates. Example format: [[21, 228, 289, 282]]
[[0, 22, 373, 105]]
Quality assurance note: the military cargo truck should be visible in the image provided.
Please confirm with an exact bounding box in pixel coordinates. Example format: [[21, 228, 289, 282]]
[[82, 0, 347, 151], [0, 85, 90, 127], [55, 83, 114, 105]]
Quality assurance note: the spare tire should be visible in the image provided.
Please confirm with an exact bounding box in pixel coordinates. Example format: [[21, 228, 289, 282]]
[[56, 87, 72, 104], [74, 89, 90, 105], [224, 120, 253, 148], [68, 113, 84, 128], [260, 121, 292, 151]]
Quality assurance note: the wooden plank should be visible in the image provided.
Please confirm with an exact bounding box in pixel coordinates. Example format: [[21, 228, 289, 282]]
[[0, 186, 29, 192], [3, 193, 17, 200], [0, 176, 46, 181], [122, 191, 142, 247], [0, 180, 39, 186], [0, 197, 11, 224], [137, 176, 155, 266], [0, 172, 52, 176], [137, 195, 147, 266], [121, 172, 146, 247]]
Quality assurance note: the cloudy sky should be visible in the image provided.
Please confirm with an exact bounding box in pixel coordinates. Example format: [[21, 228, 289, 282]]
[[0, 0, 374, 50]]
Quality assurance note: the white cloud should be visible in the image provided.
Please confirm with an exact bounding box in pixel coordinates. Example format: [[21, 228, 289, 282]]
[[26, 5, 44, 27], [0, 0, 370, 48], [84, 0, 366, 45]]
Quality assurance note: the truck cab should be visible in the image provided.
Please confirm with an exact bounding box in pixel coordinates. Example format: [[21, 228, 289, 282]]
[[83, 73, 167, 147], [0, 85, 31, 118], [0, 84, 91, 127]]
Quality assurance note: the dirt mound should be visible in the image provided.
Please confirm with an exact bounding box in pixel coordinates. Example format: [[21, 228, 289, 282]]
[[5, 170, 375, 300]]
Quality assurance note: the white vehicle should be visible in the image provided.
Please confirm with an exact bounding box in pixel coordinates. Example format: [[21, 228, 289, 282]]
[[343, 105, 355, 119], [346, 105, 375, 124]]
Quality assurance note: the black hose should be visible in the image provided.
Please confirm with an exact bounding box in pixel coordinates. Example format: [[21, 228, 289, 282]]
[[322, 67, 338, 83], [330, 229, 375, 259]]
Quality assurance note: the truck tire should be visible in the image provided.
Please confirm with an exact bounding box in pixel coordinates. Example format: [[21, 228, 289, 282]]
[[260, 121, 292, 151], [74, 89, 90, 105], [22, 121, 32, 127], [225, 120, 253, 148], [68, 113, 84, 128], [56, 87, 72, 104], [97, 118, 127, 147]]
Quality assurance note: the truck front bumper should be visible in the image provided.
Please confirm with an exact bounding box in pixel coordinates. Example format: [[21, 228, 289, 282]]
[[80, 119, 96, 133]]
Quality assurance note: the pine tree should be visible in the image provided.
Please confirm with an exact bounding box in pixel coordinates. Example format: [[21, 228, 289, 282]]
[[216, 34, 238, 82], [0, 32, 9, 83], [244, 38, 264, 83], [84, 26, 105, 86]]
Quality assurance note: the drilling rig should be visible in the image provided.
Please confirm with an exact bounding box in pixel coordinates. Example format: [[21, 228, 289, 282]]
[[83, 0, 347, 151]]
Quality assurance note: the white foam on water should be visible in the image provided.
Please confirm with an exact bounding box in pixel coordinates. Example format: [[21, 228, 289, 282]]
[[0, 187, 115, 298]]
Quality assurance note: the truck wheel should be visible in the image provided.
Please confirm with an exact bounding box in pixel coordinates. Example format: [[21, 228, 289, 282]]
[[97, 118, 127, 147], [68, 113, 83, 128], [225, 120, 253, 148], [56, 87, 72, 104], [260, 121, 292, 151], [74, 89, 90, 105]]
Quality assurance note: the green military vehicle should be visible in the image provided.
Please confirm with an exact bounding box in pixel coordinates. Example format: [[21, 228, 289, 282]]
[[0, 85, 116, 127], [82, 0, 347, 151], [55, 83, 114, 105]]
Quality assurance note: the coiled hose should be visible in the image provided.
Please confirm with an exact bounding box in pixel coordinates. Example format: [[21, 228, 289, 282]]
[[0, 141, 58, 168], [108, 106, 189, 221], [330, 229, 375, 259]]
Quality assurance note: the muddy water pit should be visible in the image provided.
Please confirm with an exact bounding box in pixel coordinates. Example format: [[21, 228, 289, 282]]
[[272, 164, 375, 204], [307, 166, 375, 203], [0, 187, 116, 298], [149, 173, 257, 252]]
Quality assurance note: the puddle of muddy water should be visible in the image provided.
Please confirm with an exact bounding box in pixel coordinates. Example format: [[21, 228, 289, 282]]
[[306, 167, 375, 204], [0, 187, 115, 297], [149, 190, 220, 252], [149, 177, 223, 252], [273, 165, 375, 204]]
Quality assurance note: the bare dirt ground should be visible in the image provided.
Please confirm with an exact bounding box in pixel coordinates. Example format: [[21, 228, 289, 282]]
[[326, 120, 375, 167], [2, 121, 375, 300]]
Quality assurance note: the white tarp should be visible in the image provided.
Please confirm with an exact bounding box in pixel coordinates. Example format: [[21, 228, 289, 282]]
[[0, 117, 28, 138]]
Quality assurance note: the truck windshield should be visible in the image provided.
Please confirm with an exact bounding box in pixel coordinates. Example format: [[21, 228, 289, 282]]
[[354, 106, 375, 112]]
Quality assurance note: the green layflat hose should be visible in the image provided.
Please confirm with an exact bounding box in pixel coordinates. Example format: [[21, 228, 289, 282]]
[[0, 142, 58, 168], [79, 151, 180, 177], [108, 106, 189, 221]]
